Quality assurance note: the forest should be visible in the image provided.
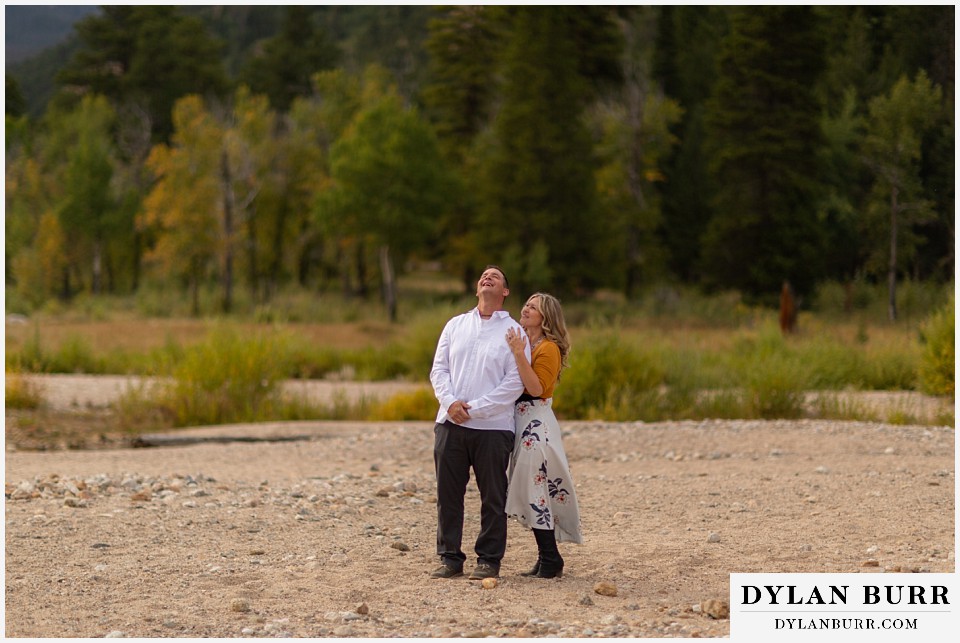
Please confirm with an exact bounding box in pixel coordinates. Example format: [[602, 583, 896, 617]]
[[4, 5, 955, 321]]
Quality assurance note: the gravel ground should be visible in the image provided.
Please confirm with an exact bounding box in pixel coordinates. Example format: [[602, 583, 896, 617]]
[[4, 411, 955, 638]]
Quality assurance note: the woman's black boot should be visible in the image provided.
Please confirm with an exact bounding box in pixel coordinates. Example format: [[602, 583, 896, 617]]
[[532, 528, 563, 579], [519, 557, 541, 577]]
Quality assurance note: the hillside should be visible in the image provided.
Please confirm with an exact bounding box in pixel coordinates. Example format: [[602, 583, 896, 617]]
[[5, 5, 431, 118], [4, 5, 98, 63]]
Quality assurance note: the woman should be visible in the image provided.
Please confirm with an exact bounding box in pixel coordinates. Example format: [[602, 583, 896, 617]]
[[504, 292, 582, 579]]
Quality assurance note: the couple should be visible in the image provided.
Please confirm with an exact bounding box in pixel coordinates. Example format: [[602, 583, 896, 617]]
[[429, 265, 582, 582]]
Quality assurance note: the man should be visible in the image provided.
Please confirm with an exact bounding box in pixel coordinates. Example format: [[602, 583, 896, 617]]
[[429, 265, 528, 580]]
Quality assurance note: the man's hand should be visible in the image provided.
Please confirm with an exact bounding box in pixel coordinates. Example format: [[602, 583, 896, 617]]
[[448, 400, 472, 425]]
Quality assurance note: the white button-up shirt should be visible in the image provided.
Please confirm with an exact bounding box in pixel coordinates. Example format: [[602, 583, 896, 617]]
[[430, 308, 529, 431]]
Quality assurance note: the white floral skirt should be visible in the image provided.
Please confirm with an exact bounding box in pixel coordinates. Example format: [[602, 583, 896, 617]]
[[506, 399, 583, 544]]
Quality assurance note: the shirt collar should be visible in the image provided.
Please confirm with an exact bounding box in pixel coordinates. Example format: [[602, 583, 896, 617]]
[[474, 307, 509, 319]]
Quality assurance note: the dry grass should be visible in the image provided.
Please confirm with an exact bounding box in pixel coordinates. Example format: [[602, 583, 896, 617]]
[[5, 317, 401, 355]]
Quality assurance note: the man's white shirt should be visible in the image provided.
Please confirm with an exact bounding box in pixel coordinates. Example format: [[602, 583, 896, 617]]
[[430, 308, 529, 430]]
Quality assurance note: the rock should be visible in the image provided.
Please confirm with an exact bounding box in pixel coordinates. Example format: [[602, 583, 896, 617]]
[[104, 631, 126, 638], [356, 602, 369, 615], [579, 594, 594, 606], [861, 559, 880, 567], [481, 578, 497, 589], [390, 541, 410, 552], [700, 599, 729, 619], [707, 532, 721, 543], [594, 581, 617, 597], [231, 598, 251, 613]]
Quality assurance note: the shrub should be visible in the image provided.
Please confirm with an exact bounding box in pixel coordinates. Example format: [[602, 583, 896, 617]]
[[369, 387, 437, 421], [918, 294, 955, 396], [730, 322, 806, 418], [394, 304, 466, 380], [554, 333, 664, 420], [159, 324, 289, 426], [5, 372, 44, 410]]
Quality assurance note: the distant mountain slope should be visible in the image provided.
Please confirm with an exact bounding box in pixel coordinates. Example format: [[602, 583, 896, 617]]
[[4, 5, 99, 63], [5, 5, 431, 119]]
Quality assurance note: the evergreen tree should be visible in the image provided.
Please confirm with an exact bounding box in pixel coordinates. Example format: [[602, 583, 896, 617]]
[[421, 6, 504, 290], [700, 6, 827, 300], [56, 6, 229, 142], [6, 75, 27, 118], [653, 6, 726, 282], [480, 7, 619, 294], [240, 6, 339, 112]]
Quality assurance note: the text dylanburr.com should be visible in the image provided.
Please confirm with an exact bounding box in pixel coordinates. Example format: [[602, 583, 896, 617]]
[[730, 573, 957, 641]]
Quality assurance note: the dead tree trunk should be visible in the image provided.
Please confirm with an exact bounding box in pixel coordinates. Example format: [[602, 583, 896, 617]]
[[887, 185, 899, 322], [220, 148, 235, 314], [379, 244, 397, 322]]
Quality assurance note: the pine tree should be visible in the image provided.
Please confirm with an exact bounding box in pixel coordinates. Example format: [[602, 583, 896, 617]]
[[57, 6, 229, 142], [240, 6, 339, 112], [480, 7, 619, 294], [700, 6, 827, 300]]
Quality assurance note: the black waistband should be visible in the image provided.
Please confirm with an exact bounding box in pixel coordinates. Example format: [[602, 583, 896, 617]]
[[516, 393, 542, 403]]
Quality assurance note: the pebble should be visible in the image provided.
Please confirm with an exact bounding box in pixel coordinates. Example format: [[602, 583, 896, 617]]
[[700, 599, 729, 619], [594, 581, 617, 597], [104, 631, 125, 638], [230, 598, 251, 613], [707, 532, 721, 543], [579, 593, 594, 606]]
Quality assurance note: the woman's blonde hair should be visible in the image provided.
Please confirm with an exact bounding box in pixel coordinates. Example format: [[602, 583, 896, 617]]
[[531, 292, 571, 373]]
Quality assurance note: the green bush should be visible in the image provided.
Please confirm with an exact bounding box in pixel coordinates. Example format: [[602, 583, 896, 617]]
[[554, 333, 664, 420], [918, 294, 955, 396], [159, 324, 289, 426], [729, 322, 806, 418]]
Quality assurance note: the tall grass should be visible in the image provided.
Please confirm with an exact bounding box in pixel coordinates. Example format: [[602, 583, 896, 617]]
[[7, 284, 953, 428], [160, 324, 289, 425], [918, 294, 955, 396], [5, 371, 44, 410]]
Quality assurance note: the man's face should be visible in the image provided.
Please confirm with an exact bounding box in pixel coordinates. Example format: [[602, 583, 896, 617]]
[[476, 268, 509, 299]]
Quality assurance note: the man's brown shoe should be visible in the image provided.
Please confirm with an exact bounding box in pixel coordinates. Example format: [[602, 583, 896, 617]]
[[430, 564, 463, 579], [467, 563, 499, 580]]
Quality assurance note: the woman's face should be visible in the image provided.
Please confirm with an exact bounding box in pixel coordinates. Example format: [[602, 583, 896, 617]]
[[520, 296, 543, 331]]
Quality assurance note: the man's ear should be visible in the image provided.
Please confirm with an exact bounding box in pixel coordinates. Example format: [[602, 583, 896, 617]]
[[502, 287, 510, 298]]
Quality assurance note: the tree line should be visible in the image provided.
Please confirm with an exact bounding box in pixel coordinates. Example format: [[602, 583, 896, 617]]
[[5, 5, 954, 320]]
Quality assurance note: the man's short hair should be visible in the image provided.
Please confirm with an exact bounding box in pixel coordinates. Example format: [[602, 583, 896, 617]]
[[484, 264, 509, 288]]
